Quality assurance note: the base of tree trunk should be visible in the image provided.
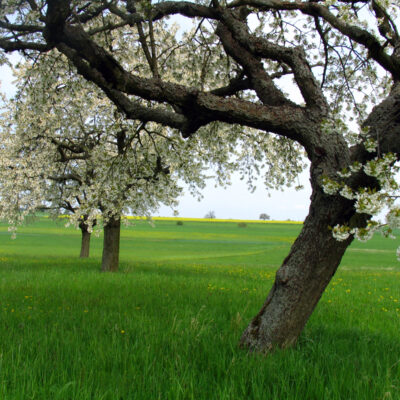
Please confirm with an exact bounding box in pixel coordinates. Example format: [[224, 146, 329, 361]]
[[101, 216, 121, 272]]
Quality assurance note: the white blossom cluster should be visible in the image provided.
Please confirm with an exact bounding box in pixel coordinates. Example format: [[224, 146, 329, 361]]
[[323, 149, 400, 251], [332, 223, 379, 243]]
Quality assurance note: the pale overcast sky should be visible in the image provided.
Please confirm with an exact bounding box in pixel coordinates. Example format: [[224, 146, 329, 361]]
[[156, 171, 311, 221], [1, 56, 312, 222]]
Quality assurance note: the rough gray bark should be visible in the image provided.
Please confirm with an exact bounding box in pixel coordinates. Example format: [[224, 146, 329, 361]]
[[101, 216, 121, 272]]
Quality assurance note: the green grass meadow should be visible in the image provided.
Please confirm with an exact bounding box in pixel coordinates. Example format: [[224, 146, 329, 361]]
[[0, 218, 399, 399]]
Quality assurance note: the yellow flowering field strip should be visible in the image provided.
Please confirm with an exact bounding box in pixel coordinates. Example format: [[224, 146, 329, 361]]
[[125, 216, 303, 224]]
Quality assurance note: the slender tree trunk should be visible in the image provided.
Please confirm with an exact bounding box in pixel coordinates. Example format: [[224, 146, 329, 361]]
[[101, 216, 121, 272], [78, 218, 91, 258], [79, 228, 91, 258], [240, 181, 356, 352]]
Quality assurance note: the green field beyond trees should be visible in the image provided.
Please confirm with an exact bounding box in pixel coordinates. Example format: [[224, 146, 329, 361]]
[[0, 218, 399, 399]]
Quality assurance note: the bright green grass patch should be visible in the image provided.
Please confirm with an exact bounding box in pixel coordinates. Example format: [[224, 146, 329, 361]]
[[0, 218, 399, 399]]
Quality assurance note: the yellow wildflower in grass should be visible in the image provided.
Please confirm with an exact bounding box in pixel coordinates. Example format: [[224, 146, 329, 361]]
[[121, 330, 125, 334]]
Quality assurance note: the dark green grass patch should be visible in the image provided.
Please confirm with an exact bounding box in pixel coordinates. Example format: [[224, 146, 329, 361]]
[[0, 218, 399, 399]]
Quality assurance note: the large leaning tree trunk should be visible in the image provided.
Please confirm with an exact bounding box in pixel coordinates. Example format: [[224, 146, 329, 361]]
[[240, 185, 354, 350], [101, 216, 121, 272], [240, 83, 400, 351]]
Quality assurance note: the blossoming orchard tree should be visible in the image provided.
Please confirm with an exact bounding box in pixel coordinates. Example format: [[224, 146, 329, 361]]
[[0, 50, 227, 271], [1, 0, 400, 352], [0, 66, 210, 272]]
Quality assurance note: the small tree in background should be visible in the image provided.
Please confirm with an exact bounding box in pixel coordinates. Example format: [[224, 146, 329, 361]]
[[259, 213, 270, 221], [204, 211, 216, 219]]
